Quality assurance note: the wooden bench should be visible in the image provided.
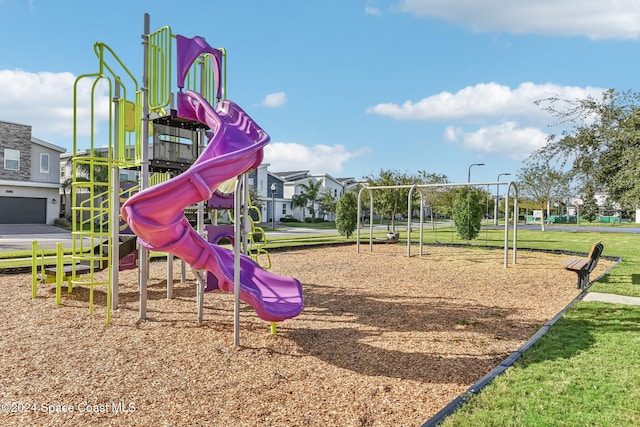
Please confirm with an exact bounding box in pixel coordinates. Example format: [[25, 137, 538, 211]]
[[563, 241, 604, 289]]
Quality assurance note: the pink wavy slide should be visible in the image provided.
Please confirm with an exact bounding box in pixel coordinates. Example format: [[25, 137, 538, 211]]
[[121, 90, 303, 322]]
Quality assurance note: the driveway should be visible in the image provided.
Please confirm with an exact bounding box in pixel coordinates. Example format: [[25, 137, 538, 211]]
[[0, 224, 76, 252]]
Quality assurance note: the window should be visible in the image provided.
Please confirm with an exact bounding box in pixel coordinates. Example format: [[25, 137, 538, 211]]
[[40, 153, 49, 173], [282, 203, 287, 214], [4, 149, 19, 171]]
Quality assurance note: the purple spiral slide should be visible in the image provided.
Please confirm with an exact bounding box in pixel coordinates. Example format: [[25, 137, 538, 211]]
[[121, 36, 303, 322]]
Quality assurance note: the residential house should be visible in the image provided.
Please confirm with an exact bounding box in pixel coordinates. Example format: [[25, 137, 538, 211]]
[[53, 148, 363, 225], [266, 169, 361, 222], [0, 120, 65, 224], [248, 164, 286, 223]]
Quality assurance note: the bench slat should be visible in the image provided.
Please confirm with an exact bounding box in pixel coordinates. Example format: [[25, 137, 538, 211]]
[[563, 258, 588, 270]]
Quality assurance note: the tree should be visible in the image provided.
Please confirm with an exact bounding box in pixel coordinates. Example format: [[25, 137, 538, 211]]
[[318, 188, 337, 221], [517, 163, 571, 231], [534, 89, 640, 209], [69, 151, 110, 226], [365, 169, 422, 232], [60, 177, 73, 219], [417, 171, 451, 230], [335, 192, 358, 238], [297, 179, 323, 222], [73, 151, 110, 191], [580, 184, 599, 223], [452, 187, 483, 240], [365, 169, 397, 230], [290, 193, 308, 221], [247, 186, 263, 210]]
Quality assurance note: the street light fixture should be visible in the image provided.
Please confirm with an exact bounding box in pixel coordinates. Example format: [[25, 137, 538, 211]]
[[494, 172, 511, 226], [467, 163, 485, 183], [270, 183, 277, 230]]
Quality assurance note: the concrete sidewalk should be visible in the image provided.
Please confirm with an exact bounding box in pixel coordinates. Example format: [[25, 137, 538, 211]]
[[582, 292, 640, 305]]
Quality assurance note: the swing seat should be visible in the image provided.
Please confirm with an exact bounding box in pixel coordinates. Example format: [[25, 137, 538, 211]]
[[374, 232, 399, 244]]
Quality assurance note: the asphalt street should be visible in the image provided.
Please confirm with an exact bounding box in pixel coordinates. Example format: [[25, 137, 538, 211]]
[[2, 221, 640, 253]]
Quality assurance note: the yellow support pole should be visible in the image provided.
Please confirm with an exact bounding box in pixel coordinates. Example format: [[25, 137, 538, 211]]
[[270, 322, 277, 336], [55, 242, 63, 305], [31, 240, 38, 299], [89, 286, 94, 316]]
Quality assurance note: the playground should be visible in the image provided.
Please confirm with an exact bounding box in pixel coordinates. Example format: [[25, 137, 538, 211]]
[[0, 13, 617, 425], [1, 243, 614, 426]]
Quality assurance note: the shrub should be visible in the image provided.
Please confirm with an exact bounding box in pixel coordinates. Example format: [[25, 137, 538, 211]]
[[54, 217, 70, 229], [452, 187, 483, 240], [281, 215, 299, 223], [336, 192, 358, 238], [251, 228, 264, 243], [304, 217, 324, 223]]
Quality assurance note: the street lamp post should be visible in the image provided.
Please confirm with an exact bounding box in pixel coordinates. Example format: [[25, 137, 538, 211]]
[[270, 183, 276, 230], [467, 163, 485, 183], [494, 172, 511, 226]]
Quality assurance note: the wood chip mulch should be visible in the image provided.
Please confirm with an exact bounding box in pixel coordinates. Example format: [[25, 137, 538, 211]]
[[0, 244, 612, 426]]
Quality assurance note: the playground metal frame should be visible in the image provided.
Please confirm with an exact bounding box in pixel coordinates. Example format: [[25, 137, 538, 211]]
[[356, 181, 519, 267]]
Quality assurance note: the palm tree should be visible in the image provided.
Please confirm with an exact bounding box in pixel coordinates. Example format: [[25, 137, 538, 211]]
[[60, 177, 73, 219], [297, 179, 323, 222], [290, 193, 308, 221], [73, 151, 110, 191]]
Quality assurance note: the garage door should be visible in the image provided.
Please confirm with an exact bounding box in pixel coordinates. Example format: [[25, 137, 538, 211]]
[[0, 197, 47, 224]]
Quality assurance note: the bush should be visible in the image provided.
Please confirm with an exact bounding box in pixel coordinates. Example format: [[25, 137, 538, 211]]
[[452, 187, 483, 240], [304, 217, 324, 223], [251, 228, 264, 243], [336, 192, 358, 238], [54, 217, 70, 229], [281, 215, 299, 223]]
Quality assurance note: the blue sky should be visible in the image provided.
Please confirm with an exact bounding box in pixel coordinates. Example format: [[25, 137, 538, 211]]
[[1, 0, 639, 184]]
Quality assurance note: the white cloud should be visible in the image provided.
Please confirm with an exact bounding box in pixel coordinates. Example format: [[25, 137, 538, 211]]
[[368, 81, 605, 160], [366, 82, 603, 124], [0, 69, 110, 150], [365, 6, 383, 16], [452, 121, 549, 160], [261, 91, 287, 107], [443, 126, 462, 142], [263, 142, 370, 174], [392, 0, 640, 40]]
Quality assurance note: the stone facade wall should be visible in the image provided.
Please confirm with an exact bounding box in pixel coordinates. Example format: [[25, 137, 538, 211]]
[[0, 121, 32, 181]]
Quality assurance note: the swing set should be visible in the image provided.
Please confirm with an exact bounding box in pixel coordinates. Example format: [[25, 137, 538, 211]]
[[356, 181, 519, 268]]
